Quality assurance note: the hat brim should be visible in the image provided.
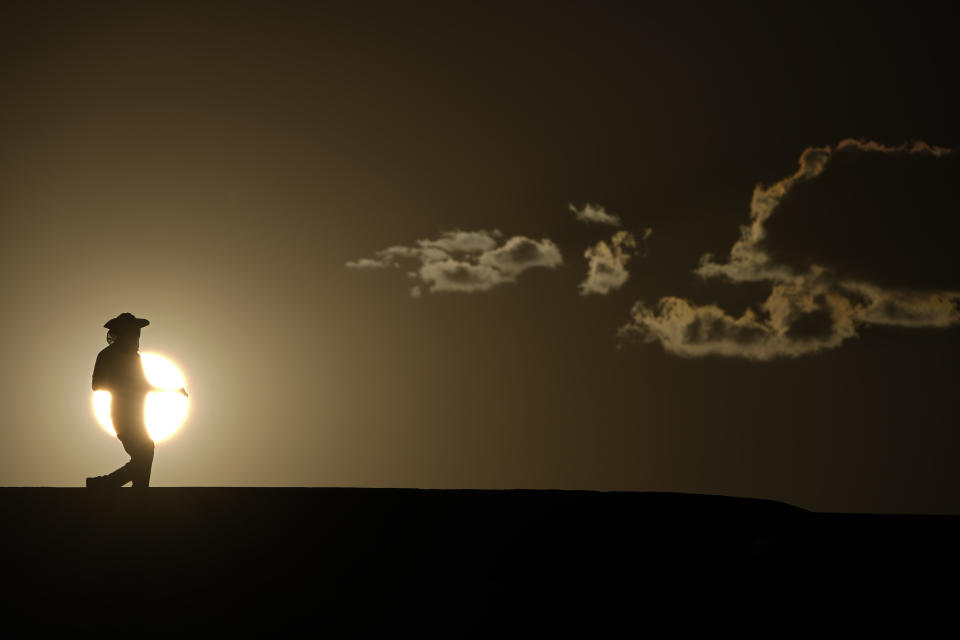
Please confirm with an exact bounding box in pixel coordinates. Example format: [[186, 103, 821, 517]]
[[104, 316, 150, 329]]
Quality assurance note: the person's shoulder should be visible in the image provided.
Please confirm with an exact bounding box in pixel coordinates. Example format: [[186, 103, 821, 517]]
[[96, 344, 119, 360]]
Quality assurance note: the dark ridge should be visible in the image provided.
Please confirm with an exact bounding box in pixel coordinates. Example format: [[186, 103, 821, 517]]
[[2, 488, 956, 634]]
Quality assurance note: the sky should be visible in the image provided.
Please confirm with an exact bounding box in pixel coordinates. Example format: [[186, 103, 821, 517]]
[[1, 1, 958, 512]]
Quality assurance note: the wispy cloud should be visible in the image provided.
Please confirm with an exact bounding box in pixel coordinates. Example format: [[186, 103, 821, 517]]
[[569, 203, 622, 227], [580, 229, 651, 296], [347, 230, 562, 296], [622, 140, 958, 360], [696, 139, 951, 283]]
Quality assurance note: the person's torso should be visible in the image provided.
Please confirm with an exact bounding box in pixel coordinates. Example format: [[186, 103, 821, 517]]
[[95, 345, 149, 416]]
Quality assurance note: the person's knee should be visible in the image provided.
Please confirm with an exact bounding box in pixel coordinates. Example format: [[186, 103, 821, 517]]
[[136, 441, 155, 460], [119, 436, 154, 460]]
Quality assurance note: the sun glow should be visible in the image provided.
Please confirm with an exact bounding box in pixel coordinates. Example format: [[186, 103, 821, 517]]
[[92, 352, 189, 442]]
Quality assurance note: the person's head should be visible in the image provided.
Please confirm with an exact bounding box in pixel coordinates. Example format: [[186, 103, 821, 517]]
[[103, 313, 150, 349], [106, 326, 141, 347]]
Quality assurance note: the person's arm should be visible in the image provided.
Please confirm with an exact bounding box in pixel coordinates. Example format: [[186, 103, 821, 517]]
[[142, 379, 189, 397], [144, 377, 188, 397], [92, 351, 109, 391], [134, 354, 188, 396]]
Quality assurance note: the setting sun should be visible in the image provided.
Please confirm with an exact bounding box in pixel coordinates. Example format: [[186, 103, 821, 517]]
[[92, 352, 189, 442]]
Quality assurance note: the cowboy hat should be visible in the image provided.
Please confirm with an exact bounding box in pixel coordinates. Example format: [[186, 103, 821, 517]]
[[104, 312, 150, 329]]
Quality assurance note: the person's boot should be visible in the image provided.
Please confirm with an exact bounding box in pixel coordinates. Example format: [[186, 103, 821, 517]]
[[86, 474, 124, 488], [86, 464, 131, 488]]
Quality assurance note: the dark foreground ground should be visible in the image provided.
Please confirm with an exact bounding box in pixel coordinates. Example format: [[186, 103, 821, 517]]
[[2, 488, 958, 634]]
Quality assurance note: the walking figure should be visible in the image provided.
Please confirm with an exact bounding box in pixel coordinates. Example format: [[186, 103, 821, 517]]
[[86, 313, 187, 488]]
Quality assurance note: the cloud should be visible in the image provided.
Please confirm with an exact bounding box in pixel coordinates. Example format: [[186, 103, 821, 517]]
[[622, 140, 959, 360], [696, 139, 951, 283], [419, 260, 508, 293], [344, 257, 390, 269], [621, 269, 853, 359], [569, 203, 621, 227], [347, 230, 562, 296], [345, 244, 423, 269], [621, 268, 960, 360], [580, 229, 651, 295], [842, 281, 960, 328], [478, 236, 563, 276], [418, 229, 502, 254]]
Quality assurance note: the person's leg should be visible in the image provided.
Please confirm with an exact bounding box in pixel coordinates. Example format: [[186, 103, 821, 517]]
[[102, 460, 135, 486], [129, 437, 155, 488], [86, 420, 154, 488], [86, 464, 132, 487], [88, 431, 153, 487]]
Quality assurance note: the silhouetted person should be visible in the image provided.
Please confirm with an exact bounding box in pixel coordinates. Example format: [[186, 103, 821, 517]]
[[86, 313, 187, 488]]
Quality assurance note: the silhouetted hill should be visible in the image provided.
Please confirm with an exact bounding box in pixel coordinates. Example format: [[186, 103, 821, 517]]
[[2, 488, 957, 634]]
